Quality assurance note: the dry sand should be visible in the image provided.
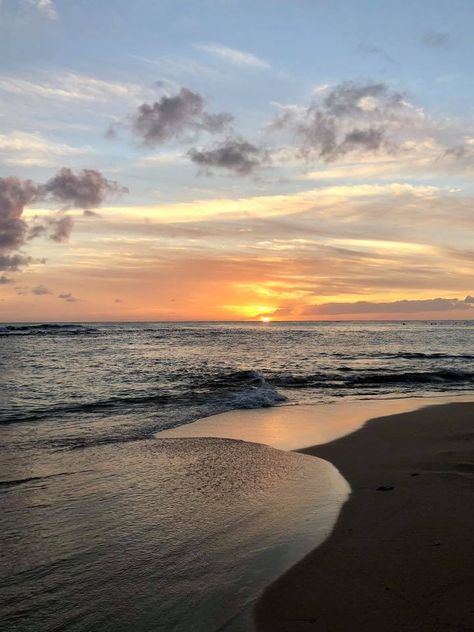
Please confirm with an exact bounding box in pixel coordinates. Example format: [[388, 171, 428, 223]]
[[254, 401, 474, 632]]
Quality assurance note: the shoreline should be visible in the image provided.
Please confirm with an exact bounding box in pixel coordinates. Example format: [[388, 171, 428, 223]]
[[253, 401, 474, 631], [157, 392, 474, 452]]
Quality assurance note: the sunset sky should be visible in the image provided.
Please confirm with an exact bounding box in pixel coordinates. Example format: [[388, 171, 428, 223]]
[[1, 0, 473, 321]]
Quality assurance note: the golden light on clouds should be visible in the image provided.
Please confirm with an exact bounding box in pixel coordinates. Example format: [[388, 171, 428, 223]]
[[3, 182, 473, 322], [222, 304, 279, 318]]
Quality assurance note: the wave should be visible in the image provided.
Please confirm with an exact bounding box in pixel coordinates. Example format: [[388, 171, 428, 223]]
[[0, 370, 286, 427], [330, 351, 474, 361], [269, 369, 474, 389], [0, 472, 74, 490], [201, 370, 286, 408], [0, 323, 99, 337], [347, 369, 474, 386], [0, 393, 173, 424]]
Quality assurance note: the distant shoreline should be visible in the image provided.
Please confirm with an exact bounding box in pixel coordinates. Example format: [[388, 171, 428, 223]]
[[253, 401, 474, 631]]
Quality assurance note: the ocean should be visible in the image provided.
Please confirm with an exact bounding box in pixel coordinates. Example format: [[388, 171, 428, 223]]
[[1, 320, 473, 451], [1, 320, 473, 631]]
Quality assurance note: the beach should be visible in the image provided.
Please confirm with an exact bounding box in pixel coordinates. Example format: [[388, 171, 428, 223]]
[[1, 322, 474, 631], [254, 401, 474, 631]]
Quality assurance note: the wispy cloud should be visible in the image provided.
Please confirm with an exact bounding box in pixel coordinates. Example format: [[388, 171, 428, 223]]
[[0, 131, 94, 167], [29, 0, 57, 20], [421, 31, 450, 49], [197, 43, 270, 69], [131, 55, 222, 81], [0, 72, 145, 104], [357, 43, 393, 64]]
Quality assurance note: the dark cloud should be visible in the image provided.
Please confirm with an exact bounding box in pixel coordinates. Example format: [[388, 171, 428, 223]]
[[0, 169, 127, 272], [421, 31, 450, 48], [303, 297, 474, 316], [0, 275, 13, 284], [131, 87, 233, 146], [444, 145, 467, 159], [27, 223, 47, 240], [439, 145, 474, 173], [0, 177, 40, 251], [43, 168, 128, 209], [188, 138, 269, 175], [31, 285, 52, 296], [58, 292, 78, 303], [338, 127, 385, 156], [0, 253, 33, 271], [442, 144, 474, 165], [322, 82, 403, 118], [357, 44, 393, 64], [105, 124, 118, 140], [271, 81, 408, 162], [48, 215, 74, 243]]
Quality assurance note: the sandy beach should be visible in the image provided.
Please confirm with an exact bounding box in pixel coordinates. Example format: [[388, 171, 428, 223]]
[[254, 401, 474, 631]]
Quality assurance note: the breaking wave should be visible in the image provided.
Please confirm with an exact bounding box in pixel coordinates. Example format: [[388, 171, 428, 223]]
[[0, 323, 99, 336], [0, 370, 286, 429], [269, 369, 474, 389]]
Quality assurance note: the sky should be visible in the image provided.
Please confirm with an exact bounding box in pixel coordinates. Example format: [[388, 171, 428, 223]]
[[0, 0, 473, 321]]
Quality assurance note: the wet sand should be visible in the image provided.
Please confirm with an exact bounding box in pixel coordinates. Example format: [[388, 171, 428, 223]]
[[254, 401, 474, 631], [0, 436, 349, 632]]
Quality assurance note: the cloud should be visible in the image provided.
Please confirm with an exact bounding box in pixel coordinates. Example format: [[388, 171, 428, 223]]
[[0, 275, 13, 284], [421, 31, 450, 48], [48, 215, 74, 243], [29, 0, 57, 20], [0, 253, 34, 271], [131, 87, 233, 146], [0, 72, 145, 105], [303, 296, 474, 316], [197, 44, 270, 69], [131, 54, 221, 82], [43, 168, 128, 209], [58, 292, 78, 303], [31, 284, 52, 296], [105, 124, 117, 140], [464, 296, 474, 304], [0, 169, 127, 271], [270, 81, 416, 162], [0, 131, 93, 167], [0, 176, 39, 251], [442, 143, 474, 168], [83, 209, 101, 218], [357, 44, 393, 64], [188, 138, 269, 175]]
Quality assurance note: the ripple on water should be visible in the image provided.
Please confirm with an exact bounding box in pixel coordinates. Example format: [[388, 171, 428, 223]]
[[0, 436, 349, 632]]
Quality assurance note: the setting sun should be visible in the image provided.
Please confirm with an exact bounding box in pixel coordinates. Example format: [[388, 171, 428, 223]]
[[260, 316, 271, 323]]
